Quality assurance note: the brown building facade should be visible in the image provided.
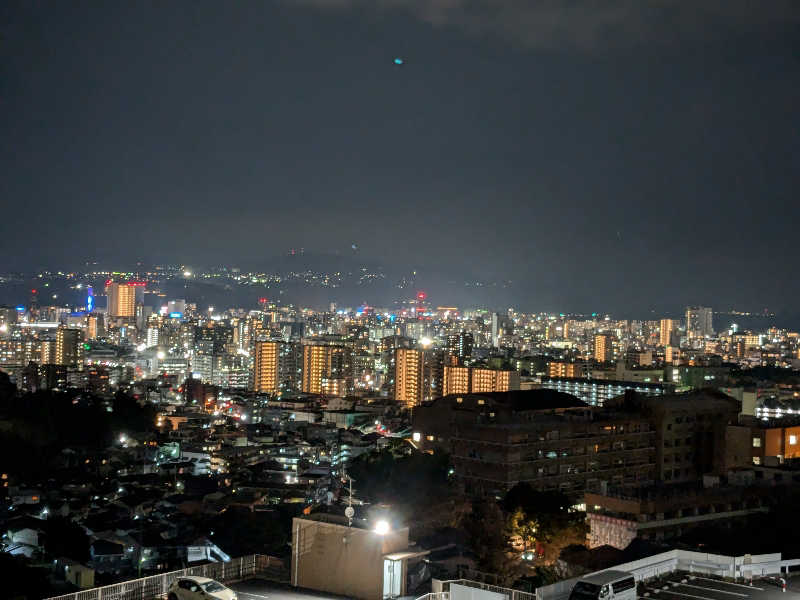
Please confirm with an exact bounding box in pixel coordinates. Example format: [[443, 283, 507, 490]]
[[413, 390, 656, 497]]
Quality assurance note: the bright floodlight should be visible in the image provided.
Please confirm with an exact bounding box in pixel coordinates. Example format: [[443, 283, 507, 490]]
[[374, 519, 390, 535], [420, 336, 432, 347], [157, 351, 166, 360]]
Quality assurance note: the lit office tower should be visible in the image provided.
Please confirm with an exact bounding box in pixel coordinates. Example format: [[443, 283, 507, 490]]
[[659, 319, 675, 347], [55, 327, 84, 366], [446, 332, 474, 364], [253, 340, 280, 393], [106, 282, 137, 318], [301, 344, 350, 396], [686, 306, 713, 339], [594, 334, 613, 363], [394, 348, 423, 408]]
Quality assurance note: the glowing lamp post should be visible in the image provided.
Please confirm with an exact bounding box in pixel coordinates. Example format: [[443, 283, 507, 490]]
[[374, 519, 391, 536]]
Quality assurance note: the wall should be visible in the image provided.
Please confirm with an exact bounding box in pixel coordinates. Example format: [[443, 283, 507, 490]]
[[292, 518, 409, 600]]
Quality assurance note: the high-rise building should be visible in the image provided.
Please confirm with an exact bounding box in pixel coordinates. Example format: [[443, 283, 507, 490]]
[[471, 368, 520, 393], [40, 340, 56, 364], [442, 365, 520, 396], [106, 282, 137, 318], [594, 334, 613, 363], [146, 326, 159, 348], [446, 332, 473, 364], [659, 319, 675, 347], [86, 314, 105, 340], [55, 327, 84, 367], [394, 348, 423, 408], [685, 306, 713, 339], [442, 365, 471, 396], [253, 340, 280, 393], [301, 344, 351, 395]]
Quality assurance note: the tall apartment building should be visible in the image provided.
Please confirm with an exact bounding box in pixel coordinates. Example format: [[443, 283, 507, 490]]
[[301, 343, 351, 396], [471, 368, 519, 393], [86, 314, 105, 340], [55, 327, 84, 367], [686, 306, 713, 339], [594, 334, 613, 363], [659, 319, 675, 347], [442, 365, 471, 396], [105, 282, 138, 318], [412, 390, 656, 496], [394, 347, 423, 408], [442, 365, 520, 396], [40, 340, 56, 365], [445, 332, 474, 364], [253, 340, 280, 393]]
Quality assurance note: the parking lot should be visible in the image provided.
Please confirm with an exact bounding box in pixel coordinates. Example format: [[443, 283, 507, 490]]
[[643, 574, 800, 600], [231, 578, 352, 600]]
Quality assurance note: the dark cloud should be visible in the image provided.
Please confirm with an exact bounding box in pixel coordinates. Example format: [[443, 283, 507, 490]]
[[286, 0, 800, 49]]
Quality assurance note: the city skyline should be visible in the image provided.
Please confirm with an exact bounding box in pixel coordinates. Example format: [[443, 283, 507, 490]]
[[4, 3, 800, 598]]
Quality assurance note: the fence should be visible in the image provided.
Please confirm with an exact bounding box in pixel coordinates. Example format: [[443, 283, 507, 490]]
[[44, 554, 285, 600], [432, 578, 537, 600]]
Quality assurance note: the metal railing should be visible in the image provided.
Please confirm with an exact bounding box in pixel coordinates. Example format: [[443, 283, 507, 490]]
[[437, 578, 537, 600], [45, 554, 286, 600], [416, 594, 450, 600]]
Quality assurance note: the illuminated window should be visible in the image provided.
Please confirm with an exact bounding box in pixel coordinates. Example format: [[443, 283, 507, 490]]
[[412, 432, 421, 442], [426, 435, 435, 442], [753, 437, 761, 447], [791, 435, 797, 446], [753, 457, 761, 465], [477, 399, 485, 405], [456, 397, 463, 403]]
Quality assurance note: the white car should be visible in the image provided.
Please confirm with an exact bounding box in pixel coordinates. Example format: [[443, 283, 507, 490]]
[[167, 576, 238, 600]]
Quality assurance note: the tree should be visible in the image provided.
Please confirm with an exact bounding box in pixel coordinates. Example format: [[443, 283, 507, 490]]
[[463, 500, 522, 585], [507, 507, 539, 552], [502, 483, 588, 564]]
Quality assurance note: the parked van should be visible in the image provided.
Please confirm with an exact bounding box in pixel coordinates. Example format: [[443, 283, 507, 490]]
[[569, 571, 636, 600]]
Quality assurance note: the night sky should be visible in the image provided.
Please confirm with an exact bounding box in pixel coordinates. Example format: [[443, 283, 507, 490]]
[[2, 2, 799, 314]]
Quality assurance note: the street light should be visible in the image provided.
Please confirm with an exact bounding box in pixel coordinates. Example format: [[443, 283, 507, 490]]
[[374, 519, 390, 535]]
